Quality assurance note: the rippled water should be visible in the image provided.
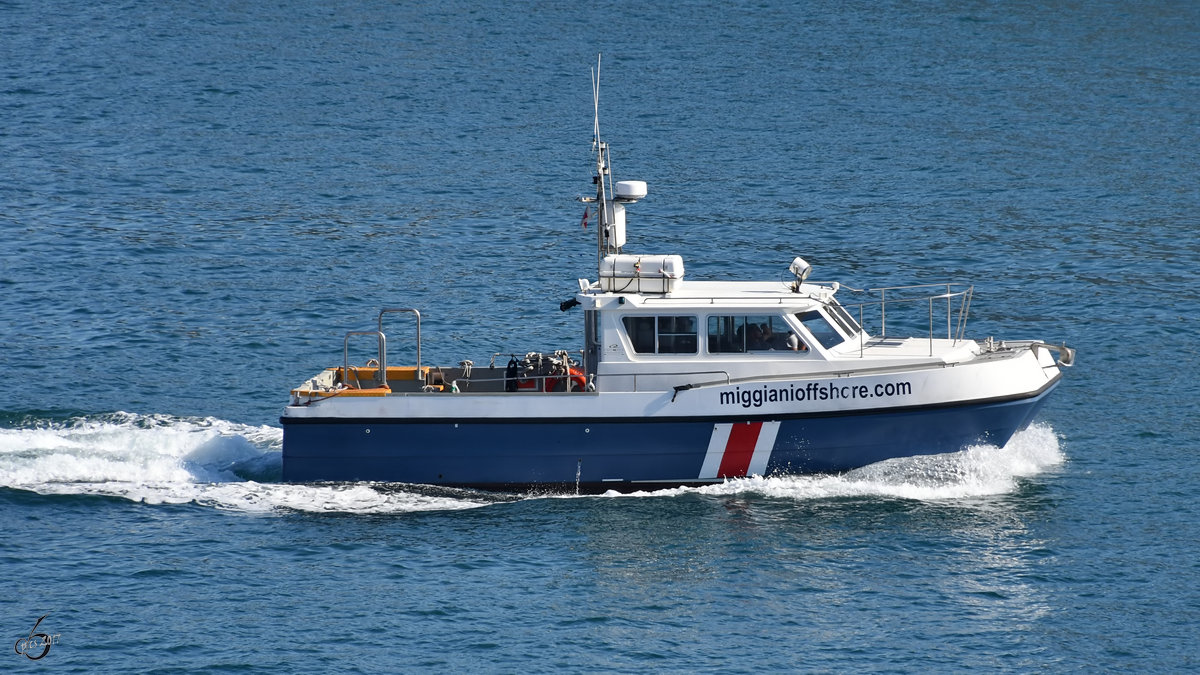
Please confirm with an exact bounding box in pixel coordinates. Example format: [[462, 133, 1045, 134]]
[[2, 0, 1198, 672]]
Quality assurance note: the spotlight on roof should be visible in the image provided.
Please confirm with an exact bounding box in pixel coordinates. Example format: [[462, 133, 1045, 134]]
[[789, 257, 812, 289]]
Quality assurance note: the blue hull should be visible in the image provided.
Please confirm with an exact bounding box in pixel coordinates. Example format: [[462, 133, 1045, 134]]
[[281, 389, 1053, 492]]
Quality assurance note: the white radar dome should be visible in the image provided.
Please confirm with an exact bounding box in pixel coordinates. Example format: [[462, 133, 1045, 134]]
[[614, 180, 647, 202]]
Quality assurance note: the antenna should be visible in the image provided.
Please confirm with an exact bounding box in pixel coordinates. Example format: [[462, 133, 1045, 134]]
[[591, 54, 601, 153], [590, 53, 613, 271], [584, 55, 646, 276]]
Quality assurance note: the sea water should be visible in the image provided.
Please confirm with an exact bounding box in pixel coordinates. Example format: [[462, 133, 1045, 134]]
[[2, 0, 1198, 671]]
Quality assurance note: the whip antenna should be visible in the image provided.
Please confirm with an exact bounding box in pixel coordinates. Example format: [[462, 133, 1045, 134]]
[[591, 54, 601, 152]]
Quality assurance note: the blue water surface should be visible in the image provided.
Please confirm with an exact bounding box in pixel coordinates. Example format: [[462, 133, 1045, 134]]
[[2, 0, 1198, 672]]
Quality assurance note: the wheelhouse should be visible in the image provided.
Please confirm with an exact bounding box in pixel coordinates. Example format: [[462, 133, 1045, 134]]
[[581, 278, 866, 367]]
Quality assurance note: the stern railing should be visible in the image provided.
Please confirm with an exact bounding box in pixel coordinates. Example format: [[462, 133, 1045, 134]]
[[340, 308, 422, 389]]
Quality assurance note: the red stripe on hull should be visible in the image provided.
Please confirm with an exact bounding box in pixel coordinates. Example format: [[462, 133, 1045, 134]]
[[717, 422, 762, 478]]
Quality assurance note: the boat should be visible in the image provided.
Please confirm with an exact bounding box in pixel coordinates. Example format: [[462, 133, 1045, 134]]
[[280, 69, 1075, 493]]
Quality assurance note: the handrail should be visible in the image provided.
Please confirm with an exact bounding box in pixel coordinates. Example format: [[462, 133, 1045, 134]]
[[450, 371, 592, 392], [343, 330, 387, 389], [1030, 342, 1076, 368], [488, 350, 587, 369], [866, 282, 969, 293], [378, 308, 421, 377], [627, 368, 731, 391], [447, 366, 730, 394], [841, 284, 974, 352], [454, 360, 965, 392], [639, 295, 801, 306]]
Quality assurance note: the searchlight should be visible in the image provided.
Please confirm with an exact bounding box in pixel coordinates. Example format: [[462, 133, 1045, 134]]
[[789, 256, 812, 291]]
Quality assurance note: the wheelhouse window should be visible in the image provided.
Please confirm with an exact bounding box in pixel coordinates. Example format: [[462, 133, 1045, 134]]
[[622, 315, 697, 354], [707, 315, 799, 353], [795, 310, 846, 349]]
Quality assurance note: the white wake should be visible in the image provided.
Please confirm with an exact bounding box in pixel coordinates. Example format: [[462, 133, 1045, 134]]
[[605, 423, 1065, 501], [0, 412, 489, 513]]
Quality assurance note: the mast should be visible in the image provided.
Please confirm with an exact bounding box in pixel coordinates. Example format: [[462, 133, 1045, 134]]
[[591, 55, 616, 273], [586, 54, 643, 277]]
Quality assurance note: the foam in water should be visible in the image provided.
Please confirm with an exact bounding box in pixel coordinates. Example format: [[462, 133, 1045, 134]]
[[604, 423, 1065, 502], [1, 413, 1063, 512], [0, 412, 489, 514]]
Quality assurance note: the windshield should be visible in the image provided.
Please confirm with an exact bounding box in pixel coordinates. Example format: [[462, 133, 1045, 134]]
[[825, 300, 862, 337], [795, 310, 845, 350]]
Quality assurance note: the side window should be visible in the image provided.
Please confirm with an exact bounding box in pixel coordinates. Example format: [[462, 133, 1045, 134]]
[[623, 316, 655, 354], [708, 315, 747, 353], [795, 310, 844, 349], [622, 315, 697, 354], [708, 315, 801, 353], [658, 316, 697, 354]]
